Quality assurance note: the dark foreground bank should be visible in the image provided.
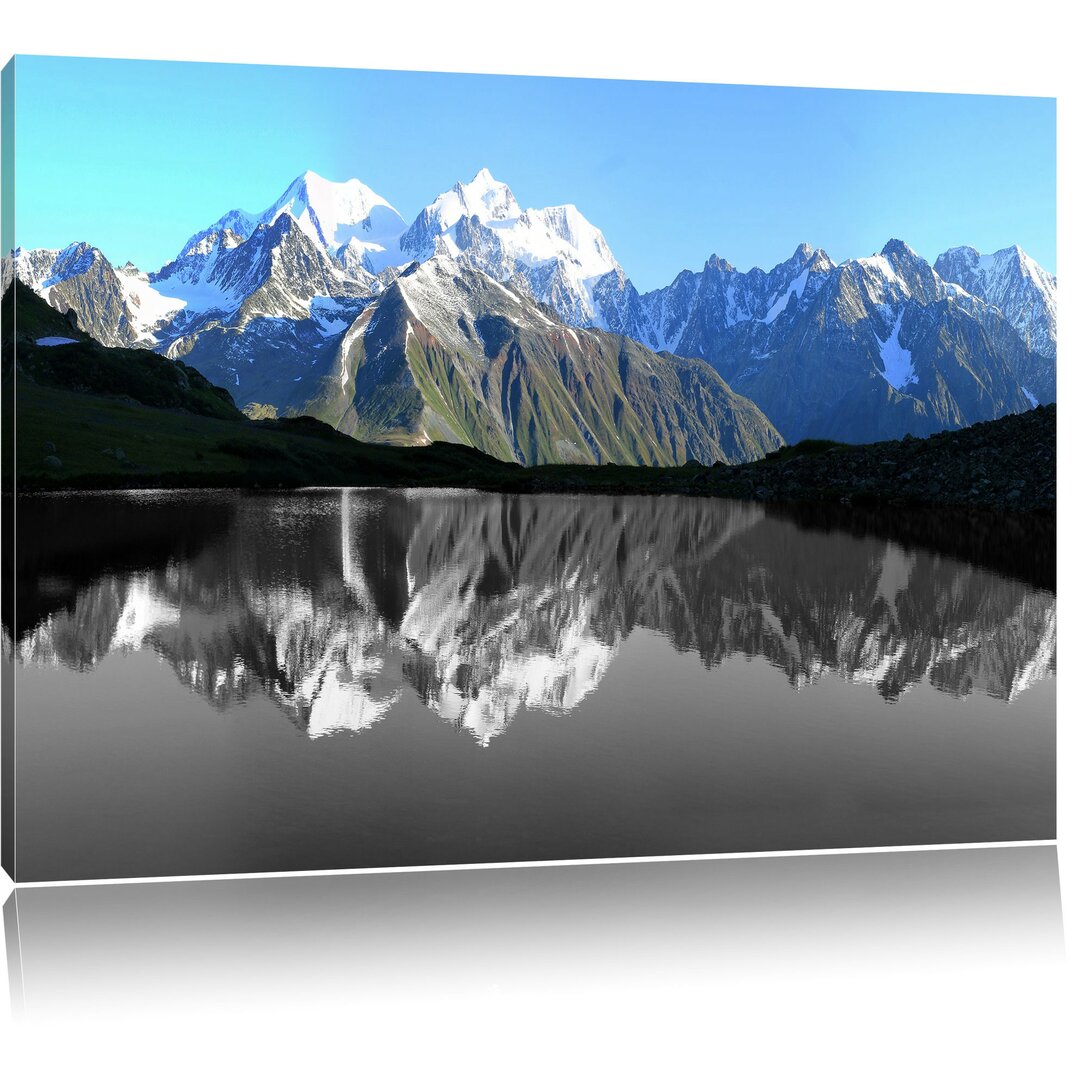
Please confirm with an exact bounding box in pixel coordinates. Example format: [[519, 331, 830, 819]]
[[520, 405, 1055, 514], [11, 378, 1055, 515]]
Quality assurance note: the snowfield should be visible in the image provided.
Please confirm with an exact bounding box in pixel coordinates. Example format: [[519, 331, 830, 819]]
[[874, 309, 918, 391]]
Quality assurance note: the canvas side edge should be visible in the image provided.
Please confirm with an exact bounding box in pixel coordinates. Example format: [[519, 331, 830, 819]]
[[1, 55, 17, 884]]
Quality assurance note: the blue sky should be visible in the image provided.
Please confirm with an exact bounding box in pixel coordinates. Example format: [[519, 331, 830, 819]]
[[13, 55, 1056, 289]]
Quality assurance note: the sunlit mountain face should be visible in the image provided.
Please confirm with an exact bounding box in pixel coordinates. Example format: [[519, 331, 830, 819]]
[[12, 489, 1056, 746]]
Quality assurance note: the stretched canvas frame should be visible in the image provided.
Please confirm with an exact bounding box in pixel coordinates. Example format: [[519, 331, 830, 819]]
[[0, 55, 1057, 884]]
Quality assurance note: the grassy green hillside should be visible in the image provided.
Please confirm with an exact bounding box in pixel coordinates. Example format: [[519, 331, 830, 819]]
[[12, 377, 524, 490], [302, 265, 784, 467]]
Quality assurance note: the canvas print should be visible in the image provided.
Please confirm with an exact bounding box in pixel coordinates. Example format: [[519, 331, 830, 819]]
[[0, 57, 1056, 882]]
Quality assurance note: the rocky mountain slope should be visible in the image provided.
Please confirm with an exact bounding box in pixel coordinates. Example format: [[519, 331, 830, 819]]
[[301, 257, 782, 466]]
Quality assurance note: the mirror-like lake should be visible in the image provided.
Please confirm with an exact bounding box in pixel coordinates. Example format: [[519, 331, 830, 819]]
[[7, 489, 1055, 881]]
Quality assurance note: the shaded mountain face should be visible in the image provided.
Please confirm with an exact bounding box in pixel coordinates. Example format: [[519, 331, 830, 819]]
[[14, 168, 1055, 450], [301, 257, 783, 466], [15, 489, 1056, 747], [163, 214, 371, 330], [116, 216, 372, 414], [933, 244, 1057, 403], [622, 240, 1051, 443]]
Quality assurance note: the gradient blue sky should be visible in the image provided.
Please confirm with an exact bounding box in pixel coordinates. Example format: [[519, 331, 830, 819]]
[[13, 55, 1056, 289]]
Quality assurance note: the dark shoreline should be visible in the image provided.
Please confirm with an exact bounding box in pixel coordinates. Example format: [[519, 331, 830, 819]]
[[13, 404, 1054, 513], [510, 405, 1056, 516]]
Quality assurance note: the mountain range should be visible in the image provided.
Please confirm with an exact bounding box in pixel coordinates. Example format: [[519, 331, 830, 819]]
[[12, 168, 1057, 461]]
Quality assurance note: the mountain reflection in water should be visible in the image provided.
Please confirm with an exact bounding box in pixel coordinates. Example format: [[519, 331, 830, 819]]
[[13, 488, 1056, 747]]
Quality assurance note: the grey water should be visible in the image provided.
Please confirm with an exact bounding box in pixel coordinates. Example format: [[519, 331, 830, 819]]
[[7, 488, 1056, 881]]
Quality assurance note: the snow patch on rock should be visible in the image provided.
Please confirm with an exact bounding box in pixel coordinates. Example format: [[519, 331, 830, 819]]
[[874, 308, 918, 391]]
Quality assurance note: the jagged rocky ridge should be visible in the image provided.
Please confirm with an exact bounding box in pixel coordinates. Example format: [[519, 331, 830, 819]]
[[14, 168, 1057, 452], [624, 239, 1055, 442], [934, 244, 1057, 357], [15, 489, 1056, 747]]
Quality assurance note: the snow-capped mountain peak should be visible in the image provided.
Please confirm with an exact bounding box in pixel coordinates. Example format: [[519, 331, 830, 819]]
[[165, 171, 407, 278], [449, 167, 521, 225], [172, 211, 259, 268], [880, 237, 918, 259], [935, 242, 1053, 294], [402, 168, 522, 252], [835, 239, 944, 310], [933, 242, 1057, 357], [518, 204, 616, 276], [264, 171, 404, 253], [396, 172, 624, 329]]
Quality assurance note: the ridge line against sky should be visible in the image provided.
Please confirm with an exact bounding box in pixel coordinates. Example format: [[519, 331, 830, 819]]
[[11, 55, 1056, 289]]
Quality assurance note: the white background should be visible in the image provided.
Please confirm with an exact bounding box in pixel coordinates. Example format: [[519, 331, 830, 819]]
[[0, 2, 1076, 1075]]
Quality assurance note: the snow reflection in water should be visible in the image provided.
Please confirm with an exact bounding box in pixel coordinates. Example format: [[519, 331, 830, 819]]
[[15, 487, 1056, 745]]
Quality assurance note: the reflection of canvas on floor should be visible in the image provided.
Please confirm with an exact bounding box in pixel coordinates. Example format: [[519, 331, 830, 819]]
[[5, 845, 1064, 1020]]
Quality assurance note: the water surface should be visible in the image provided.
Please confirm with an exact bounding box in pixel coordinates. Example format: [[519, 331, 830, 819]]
[[8, 489, 1056, 880]]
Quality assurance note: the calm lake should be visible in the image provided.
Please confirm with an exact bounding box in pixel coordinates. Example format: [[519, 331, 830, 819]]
[[8, 488, 1056, 881]]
